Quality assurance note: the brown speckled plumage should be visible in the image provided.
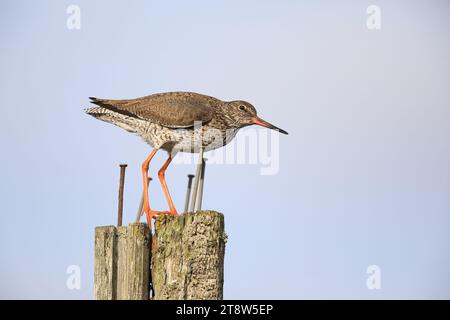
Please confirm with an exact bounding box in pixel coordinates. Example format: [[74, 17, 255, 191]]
[[85, 91, 287, 155], [88, 92, 217, 128], [85, 91, 287, 226]]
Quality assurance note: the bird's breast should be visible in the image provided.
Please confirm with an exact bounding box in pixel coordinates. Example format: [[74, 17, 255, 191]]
[[136, 121, 240, 153]]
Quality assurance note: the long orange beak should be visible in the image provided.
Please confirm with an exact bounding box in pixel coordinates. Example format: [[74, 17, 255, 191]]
[[251, 116, 288, 135]]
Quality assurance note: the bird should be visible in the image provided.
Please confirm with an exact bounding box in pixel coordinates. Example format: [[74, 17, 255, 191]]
[[85, 91, 288, 228]]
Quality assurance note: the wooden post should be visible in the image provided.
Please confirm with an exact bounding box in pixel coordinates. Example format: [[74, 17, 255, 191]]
[[94, 223, 151, 300], [94, 226, 117, 300], [94, 211, 226, 300], [152, 211, 226, 300]]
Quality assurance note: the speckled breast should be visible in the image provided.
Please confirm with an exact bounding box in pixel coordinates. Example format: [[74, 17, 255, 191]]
[[138, 122, 239, 154]]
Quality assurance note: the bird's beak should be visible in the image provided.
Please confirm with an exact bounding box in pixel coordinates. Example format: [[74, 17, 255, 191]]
[[251, 116, 288, 135]]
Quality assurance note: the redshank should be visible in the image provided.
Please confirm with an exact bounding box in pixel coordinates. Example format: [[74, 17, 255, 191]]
[[85, 91, 287, 228]]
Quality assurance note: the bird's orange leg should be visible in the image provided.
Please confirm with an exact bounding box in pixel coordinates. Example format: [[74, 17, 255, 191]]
[[141, 149, 168, 228], [158, 156, 178, 215]]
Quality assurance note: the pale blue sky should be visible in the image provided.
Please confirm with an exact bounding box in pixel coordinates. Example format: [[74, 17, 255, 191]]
[[0, 0, 449, 299]]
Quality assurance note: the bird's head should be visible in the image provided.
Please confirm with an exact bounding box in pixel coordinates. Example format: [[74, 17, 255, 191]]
[[226, 100, 288, 135]]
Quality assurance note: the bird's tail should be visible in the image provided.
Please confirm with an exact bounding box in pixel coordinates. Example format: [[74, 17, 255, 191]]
[[84, 106, 108, 116], [85, 102, 137, 133]]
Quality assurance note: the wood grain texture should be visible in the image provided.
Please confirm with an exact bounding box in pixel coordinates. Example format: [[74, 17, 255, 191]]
[[94, 226, 117, 300], [94, 223, 151, 300], [120, 223, 151, 300], [151, 211, 226, 300]]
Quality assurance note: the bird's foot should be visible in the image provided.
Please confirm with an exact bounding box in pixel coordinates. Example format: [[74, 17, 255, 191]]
[[142, 207, 172, 228]]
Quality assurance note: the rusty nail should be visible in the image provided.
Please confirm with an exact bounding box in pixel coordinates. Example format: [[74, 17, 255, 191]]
[[117, 164, 127, 227]]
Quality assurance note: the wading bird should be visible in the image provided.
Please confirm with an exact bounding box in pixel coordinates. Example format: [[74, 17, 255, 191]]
[[85, 92, 287, 228]]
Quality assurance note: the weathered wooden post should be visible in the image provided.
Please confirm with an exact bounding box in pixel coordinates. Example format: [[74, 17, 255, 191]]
[[94, 226, 117, 300], [94, 223, 151, 300], [152, 211, 226, 300], [94, 211, 226, 300]]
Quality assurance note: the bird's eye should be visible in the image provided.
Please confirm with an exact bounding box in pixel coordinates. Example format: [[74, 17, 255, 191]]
[[239, 105, 246, 111]]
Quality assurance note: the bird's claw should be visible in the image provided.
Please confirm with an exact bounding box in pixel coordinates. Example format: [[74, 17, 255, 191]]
[[142, 206, 175, 227]]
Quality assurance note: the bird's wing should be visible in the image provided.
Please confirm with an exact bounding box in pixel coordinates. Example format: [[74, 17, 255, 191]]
[[89, 92, 218, 128]]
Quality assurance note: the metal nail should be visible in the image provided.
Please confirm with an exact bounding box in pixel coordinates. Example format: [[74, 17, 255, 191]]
[[190, 148, 204, 212], [117, 164, 127, 227], [184, 174, 195, 213], [135, 177, 152, 223], [197, 158, 207, 211]]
